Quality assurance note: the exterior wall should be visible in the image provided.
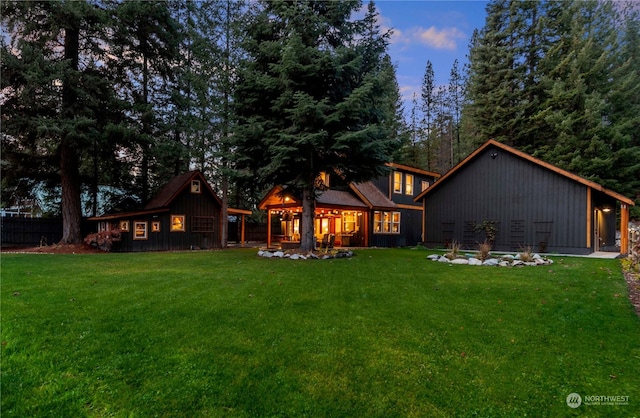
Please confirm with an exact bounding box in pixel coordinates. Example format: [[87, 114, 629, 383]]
[[369, 168, 437, 247], [423, 145, 591, 254], [113, 188, 221, 252]]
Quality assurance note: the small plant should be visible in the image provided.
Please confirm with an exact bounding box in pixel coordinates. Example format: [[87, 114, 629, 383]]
[[445, 240, 461, 260], [518, 245, 535, 262], [84, 227, 122, 252], [477, 241, 492, 261], [474, 219, 499, 244]]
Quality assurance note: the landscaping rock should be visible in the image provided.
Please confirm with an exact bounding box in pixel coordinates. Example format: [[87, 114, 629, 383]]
[[499, 261, 511, 267], [273, 251, 285, 258], [451, 258, 469, 265], [483, 258, 499, 266], [468, 257, 483, 266], [427, 254, 440, 260], [512, 260, 524, 266], [438, 256, 450, 263]]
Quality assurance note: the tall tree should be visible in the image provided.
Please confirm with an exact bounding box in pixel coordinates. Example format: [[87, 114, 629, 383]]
[[233, 0, 400, 251], [1, 0, 114, 243], [420, 60, 437, 171]]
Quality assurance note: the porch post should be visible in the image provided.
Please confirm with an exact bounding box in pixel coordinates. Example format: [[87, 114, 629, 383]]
[[267, 209, 272, 249], [621, 204, 629, 255], [241, 214, 246, 248]]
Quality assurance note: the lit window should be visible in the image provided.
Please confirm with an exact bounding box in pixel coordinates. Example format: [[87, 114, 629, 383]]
[[171, 215, 186, 232], [393, 172, 402, 194], [120, 220, 130, 232], [191, 180, 201, 194], [405, 174, 414, 195], [421, 181, 430, 192], [152, 221, 160, 232], [373, 211, 401, 234], [133, 221, 148, 240]]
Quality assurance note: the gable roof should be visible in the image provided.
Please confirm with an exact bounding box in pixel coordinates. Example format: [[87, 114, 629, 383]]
[[350, 182, 397, 210], [386, 162, 441, 178], [414, 139, 635, 206], [145, 170, 222, 209], [89, 171, 224, 221]]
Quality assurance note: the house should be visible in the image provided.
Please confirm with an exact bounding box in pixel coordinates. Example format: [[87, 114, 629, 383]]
[[258, 163, 440, 249], [414, 140, 635, 255], [88, 171, 251, 252]]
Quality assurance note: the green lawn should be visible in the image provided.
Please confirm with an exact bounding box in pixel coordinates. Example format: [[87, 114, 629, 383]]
[[2, 248, 639, 417]]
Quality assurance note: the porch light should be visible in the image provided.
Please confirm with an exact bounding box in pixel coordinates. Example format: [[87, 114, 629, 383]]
[[602, 207, 611, 213]]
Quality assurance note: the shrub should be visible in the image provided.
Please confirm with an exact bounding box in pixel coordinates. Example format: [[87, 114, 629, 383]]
[[518, 245, 535, 262], [84, 228, 122, 252], [445, 240, 461, 260], [477, 241, 492, 261]]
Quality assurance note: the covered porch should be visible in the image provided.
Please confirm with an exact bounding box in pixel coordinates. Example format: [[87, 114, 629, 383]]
[[258, 186, 369, 250]]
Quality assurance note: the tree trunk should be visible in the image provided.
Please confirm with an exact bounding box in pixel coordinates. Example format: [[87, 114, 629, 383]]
[[299, 186, 316, 252], [59, 13, 83, 244], [59, 142, 83, 244]]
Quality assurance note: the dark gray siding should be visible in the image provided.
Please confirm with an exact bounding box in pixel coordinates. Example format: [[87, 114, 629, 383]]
[[368, 207, 422, 247], [423, 145, 590, 254], [113, 188, 221, 252]]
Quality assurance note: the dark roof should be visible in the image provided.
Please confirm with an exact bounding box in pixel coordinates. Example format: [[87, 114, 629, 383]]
[[145, 171, 200, 209], [316, 189, 368, 208], [351, 182, 397, 210], [414, 139, 635, 206]]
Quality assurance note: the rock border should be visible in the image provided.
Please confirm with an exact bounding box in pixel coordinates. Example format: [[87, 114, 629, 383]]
[[427, 252, 553, 267], [258, 249, 355, 260]]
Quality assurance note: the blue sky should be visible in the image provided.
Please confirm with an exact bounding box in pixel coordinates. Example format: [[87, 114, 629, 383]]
[[373, 1, 489, 114]]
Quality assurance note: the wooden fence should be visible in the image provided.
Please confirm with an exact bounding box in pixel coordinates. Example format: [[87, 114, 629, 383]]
[[1, 217, 63, 247]]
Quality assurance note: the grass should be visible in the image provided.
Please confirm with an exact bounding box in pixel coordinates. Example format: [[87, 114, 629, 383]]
[[2, 248, 640, 417]]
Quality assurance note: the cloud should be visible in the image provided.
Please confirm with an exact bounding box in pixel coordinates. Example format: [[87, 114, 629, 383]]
[[392, 26, 466, 50]]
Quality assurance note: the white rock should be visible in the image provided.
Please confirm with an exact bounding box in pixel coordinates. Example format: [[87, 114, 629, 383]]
[[262, 251, 274, 258], [499, 261, 511, 267], [468, 257, 483, 266], [535, 258, 546, 265], [483, 258, 499, 266], [451, 258, 469, 265], [525, 262, 537, 266], [438, 256, 450, 263], [512, 260, 524, 266], [427, 254, 440, 260], [502, 254, 515, 260], [533, 253, 542, 260], [273, 251, 285, 258], [290, 254, 300, 260], [258, 250, 264, 256]]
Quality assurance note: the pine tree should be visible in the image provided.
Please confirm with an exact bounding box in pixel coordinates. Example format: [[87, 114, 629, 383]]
[[1, 0, 116, 243], [233, 0, 400, 251]]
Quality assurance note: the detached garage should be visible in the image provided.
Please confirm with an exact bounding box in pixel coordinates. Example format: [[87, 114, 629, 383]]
[[415, 140, 635, 255]]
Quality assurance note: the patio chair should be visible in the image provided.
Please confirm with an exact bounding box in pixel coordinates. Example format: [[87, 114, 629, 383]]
[[321, 233, 335, 252]]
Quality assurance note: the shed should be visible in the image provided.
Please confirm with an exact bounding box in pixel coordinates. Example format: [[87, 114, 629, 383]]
[[414, 140, 635, 255], [89, 171, 251, 251]]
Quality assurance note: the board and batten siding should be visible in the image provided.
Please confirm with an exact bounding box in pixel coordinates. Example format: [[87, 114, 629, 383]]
[[423, 145, 590, 254]]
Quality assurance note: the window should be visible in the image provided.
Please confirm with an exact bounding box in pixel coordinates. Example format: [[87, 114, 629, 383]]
[[133, 221, 148, 240], [152, 221, 160, 232], [318, 172, 330, 188], [192, 216, 215, 232], [373, 211, 401, 234], [171, 215, 186, 232], [405, 174, 414, 195], [120, 220, 130, 232], [191, 180, 201, 194], [393, 172, 402, 194], [421, 181, 430, 192], [342, 211, 359, 233]]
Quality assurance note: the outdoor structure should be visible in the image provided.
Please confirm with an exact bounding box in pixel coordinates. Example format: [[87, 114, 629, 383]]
[[89, 171, 251, 252], [415, 140, 635, 255], [259, 163, 440, 249]]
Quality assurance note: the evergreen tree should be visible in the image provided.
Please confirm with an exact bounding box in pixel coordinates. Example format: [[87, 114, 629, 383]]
[[1, 0, 116, 242], [420, 60, 437, 171], [233, 0, 400, 251]]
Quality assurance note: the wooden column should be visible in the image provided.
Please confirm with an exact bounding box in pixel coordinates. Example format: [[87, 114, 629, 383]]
[[266, 210, 272, 249], [241, 214, 246, 248], [621, 204, 629, 255]]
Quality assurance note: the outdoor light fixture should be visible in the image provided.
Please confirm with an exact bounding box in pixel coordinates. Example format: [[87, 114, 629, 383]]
[[602, 207, 612, 213], [490, 152, 498, 159]]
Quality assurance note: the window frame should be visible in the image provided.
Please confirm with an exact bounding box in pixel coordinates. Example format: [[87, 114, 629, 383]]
[[405, 174, 414, 196], [133, 221, 148, 240], [191, 180, 201, 194], [152, 221, 161, 232], [191, 216, 215, 233], [393, 172, 402, 194], [373, 210, 401, 235], [120, 220, 130, 232], [171, 215, 186, 232]]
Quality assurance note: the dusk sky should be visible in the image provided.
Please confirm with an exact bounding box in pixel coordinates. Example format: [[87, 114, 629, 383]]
[[373, 0, 489, 115]]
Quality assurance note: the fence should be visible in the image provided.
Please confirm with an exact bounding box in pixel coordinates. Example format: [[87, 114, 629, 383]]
[[1, 217, 63, 247]]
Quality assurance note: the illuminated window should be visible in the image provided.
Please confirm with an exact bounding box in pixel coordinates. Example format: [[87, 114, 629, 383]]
[[393, 172, 402, 194], [421, 181, 430, 192], [171, 215, 186, 232], [120, 220, 129, 232], [133, 221, 148, 240], [152, 221, 160, 232], [318, 172, 330, 188], [405, 174, 414, 195], [191, 180, 201, 194], [373, 211, 401, 234]]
